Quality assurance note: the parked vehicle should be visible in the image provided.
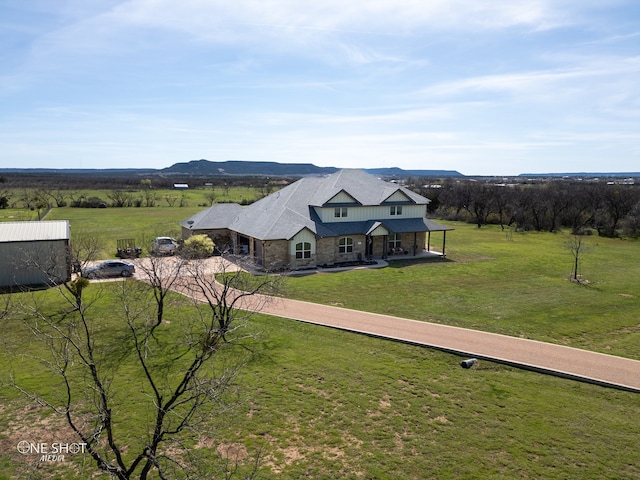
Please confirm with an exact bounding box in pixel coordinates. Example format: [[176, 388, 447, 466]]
[[151, 237, 179, 256], [116, 238, 142, 258], [82, 260, 135, 279]]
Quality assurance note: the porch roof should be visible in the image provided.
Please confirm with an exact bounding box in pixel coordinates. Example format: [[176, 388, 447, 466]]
[[314, 217, 453, 238]]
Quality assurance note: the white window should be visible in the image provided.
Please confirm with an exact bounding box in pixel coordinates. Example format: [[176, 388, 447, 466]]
[[390, 205, 403, 216], [339, 237, 353, 253], [334, 207, 348, 218], [295, 242, 311, 259], [388, 233, 402, 250]]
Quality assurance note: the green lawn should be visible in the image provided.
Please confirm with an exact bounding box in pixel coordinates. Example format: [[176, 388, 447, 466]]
[[47, 205, 202, 257], [0, 208, 41, 222], [285, 223, 640, 358], [39, 186, 266, 258], [53, 186, 265, 207], [1, 217, 639, 479]]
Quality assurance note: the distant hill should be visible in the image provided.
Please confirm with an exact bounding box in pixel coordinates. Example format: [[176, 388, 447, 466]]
[[160, 159, 463, 177], [161, 160, 337, 176], [2, 161, 636, 178]]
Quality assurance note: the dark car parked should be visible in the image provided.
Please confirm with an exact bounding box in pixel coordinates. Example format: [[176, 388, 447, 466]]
[[82, 260, 135, 279]]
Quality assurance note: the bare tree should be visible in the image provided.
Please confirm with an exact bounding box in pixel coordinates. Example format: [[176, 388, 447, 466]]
[[165, 195, 178, 207], [8, 257, 282, 479], [69, 234, 104, 273], [595, 185, 638, 238], [178, 258, 284, 343], [38, 188, 69, 207], [134, 255, 186, 331], [566, 234, 590, 282], [142, 189, 158, 207], [108, 190, 134, 208]]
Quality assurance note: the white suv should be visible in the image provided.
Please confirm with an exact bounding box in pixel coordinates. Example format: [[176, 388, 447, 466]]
[[151, 237, 179, 256]]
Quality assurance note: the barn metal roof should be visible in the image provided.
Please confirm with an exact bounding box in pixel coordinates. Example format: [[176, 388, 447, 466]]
[[0, 221, 70, 243]]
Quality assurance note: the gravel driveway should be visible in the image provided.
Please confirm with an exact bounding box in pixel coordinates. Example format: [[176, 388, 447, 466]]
[[109, 256, 640, 393]]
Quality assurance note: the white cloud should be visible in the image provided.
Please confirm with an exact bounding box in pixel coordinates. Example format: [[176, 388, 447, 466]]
[[418, 55, 640, 104], [38, 0, 585, 59], [112, 0, 574, 35]]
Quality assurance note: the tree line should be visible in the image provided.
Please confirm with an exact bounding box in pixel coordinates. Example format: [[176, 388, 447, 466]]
[[3, 172, 640, 238], [0, 174, 281, 210], [415, 179, 640, 238]]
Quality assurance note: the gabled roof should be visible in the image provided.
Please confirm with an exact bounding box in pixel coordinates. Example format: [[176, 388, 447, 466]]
[[0, 221, 70, 243], [183, 169, 437, 241], [307, 169, 429, 207]]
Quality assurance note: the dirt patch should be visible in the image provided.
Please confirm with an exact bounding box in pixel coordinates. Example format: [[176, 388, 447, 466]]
[[379, 394, 391, 409], [216, 442, 249, 462], [0, 403, 86, 477]]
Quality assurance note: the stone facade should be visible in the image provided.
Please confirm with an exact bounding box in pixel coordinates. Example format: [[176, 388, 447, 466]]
[[262, 240, 290, 271], [228, 231, 429, 269], [315, 235, 366, 265]]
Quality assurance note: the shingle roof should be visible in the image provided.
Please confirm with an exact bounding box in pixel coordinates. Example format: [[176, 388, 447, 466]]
[[183, 169, 440, 241], [229, 178, 318, 240], [0, 221, 70, 243], [180, 203, 244, 230], [307, 169, 429, 206]]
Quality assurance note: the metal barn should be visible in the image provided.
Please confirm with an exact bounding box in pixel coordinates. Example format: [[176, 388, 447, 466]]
[[0, 221, 71, 289]]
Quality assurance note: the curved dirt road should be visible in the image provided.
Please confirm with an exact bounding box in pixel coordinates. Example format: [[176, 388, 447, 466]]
[[141, 257, 640, 393], [254, 297, 640, 393]]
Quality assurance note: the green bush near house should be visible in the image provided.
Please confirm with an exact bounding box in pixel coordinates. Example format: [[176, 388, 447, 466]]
[[182, 233, 215, 258]]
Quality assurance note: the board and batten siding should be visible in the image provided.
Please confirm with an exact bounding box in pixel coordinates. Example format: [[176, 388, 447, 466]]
[[313, 204, 427, 223], [0, 221, 71, 288], [325, 191, 358, 204], [0, 239, 71, 287], [289, 229, 316, 256]]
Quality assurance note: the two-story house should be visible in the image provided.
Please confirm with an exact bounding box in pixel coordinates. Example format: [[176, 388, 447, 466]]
[[181, 169, 452, 270]]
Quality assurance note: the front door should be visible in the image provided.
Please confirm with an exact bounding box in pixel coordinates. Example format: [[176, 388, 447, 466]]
[[365, 235, 373, 259]]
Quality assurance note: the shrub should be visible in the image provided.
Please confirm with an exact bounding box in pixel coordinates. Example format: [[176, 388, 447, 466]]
[[182, 234, 215, 259]]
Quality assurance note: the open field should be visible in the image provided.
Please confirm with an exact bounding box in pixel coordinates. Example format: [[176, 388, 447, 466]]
[[0, 208, 41, 222], [47, 205, 203, 257], [1, 207, 639, 478], [3, 185, 267, 256], [286, 223, 640, 359]]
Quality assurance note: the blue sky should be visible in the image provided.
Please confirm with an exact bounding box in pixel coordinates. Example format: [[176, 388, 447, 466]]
[[1, 1, 638, 175]]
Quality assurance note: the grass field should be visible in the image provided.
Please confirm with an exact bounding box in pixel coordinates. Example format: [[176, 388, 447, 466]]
[[47, 205, 204, 257], [285, 223, 640, 359], [0, 208, 41, 222], [38, 185, 260, 258], [1, 208, 639, 479]]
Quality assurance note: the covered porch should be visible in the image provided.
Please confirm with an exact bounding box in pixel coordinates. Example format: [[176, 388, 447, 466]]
[[371, 218, 453, 260]]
